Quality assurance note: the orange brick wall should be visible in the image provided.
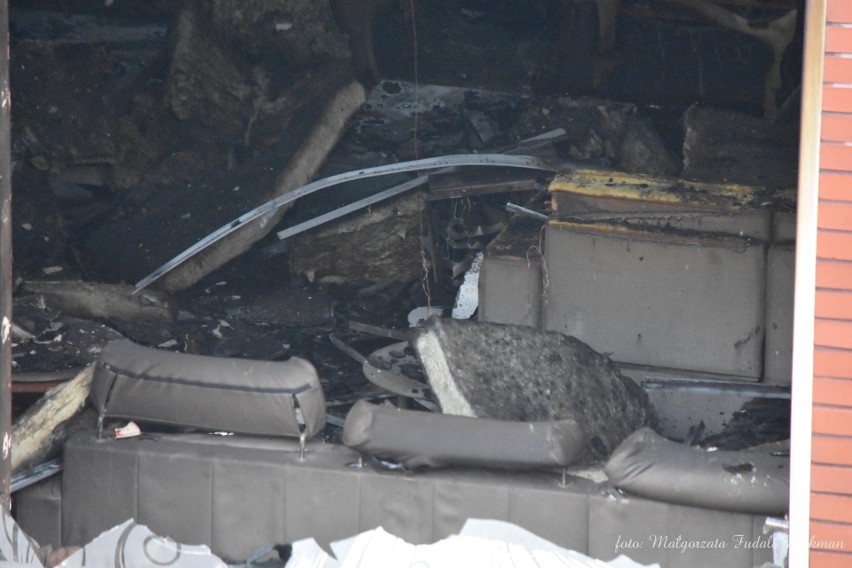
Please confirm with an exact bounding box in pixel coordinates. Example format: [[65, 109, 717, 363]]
[[812, 1, 852, 565]]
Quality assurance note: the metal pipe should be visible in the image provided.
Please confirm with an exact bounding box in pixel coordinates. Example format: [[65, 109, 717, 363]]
[[0, 0, 12, 506], [133, 153, 559, 294]]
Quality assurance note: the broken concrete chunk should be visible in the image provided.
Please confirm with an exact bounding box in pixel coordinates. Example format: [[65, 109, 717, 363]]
[[413, 318, 653, 459], [479, 214, 544, 328]]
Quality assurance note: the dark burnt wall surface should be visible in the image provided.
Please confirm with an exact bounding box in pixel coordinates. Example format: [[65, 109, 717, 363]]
[[6, 0, 801, 285], [8, 1, 349, 283], [373, 0, 801, 113], [606, 12, 777, 114]]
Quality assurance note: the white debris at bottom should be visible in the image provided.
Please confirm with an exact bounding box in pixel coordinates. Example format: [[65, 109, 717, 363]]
[[288, 519, 659, 568], [0, 506, 41, 566], [0, 507, 659, 568], [451, 252, 484, 319]]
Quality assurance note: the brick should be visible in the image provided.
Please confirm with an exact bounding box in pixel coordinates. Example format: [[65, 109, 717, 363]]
[[828, 1, 852, 24], [814, 347, 852, 379], [812, 466, 852, 494], [818, 230, 852, 261], [823, 114, 852, 143], [825, 56, 852, 84], [814, 378, 852, 406], [827, 26, 852, 54], [817, 260, 852, 289], [816, 290, 852, 319], [810, 521, 852, 553], [815, 319, 852, 350], [811, 550, 852, 567], [808, 549, 852, 568], [812, 493, 852, 524], [819, 202, 852, 230], [813, 435, 852, 467], [821, 143, 852, 172], [814, 378, 852, 408], [824, 86, 852, 113], [821, 172, 852, 201], [813, 406, 852, 437]]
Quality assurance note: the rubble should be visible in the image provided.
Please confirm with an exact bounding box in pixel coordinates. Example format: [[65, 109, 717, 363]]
[[289, 189, 428, 285], [329, 335, 431, 402], [0, 2, 806, 567], [127, 74, 367, 293], [21, 281, 175, 345], [413, 318, 654, 459], [682, 104, 799, 189], [11, 295, 124, 374]]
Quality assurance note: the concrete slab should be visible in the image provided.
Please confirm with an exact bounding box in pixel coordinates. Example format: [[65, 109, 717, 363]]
[[765, 243, 795, 384], [543, 221, 767, 377], [479, 216, 544, 327]]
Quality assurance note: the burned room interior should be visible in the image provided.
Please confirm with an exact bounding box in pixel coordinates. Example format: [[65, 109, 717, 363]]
[[6, 0, 802, 566]]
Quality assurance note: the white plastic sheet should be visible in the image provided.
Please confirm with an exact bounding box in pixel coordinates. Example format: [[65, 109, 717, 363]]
[[286, 519, 660, 568], [0, 506, 42, 566]]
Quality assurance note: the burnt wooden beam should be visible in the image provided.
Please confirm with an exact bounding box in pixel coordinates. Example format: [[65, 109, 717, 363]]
[[11, 366, 93, 475]]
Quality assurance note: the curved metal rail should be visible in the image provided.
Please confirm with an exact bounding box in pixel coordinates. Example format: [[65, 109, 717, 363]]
[[133, 153, 558, 294]]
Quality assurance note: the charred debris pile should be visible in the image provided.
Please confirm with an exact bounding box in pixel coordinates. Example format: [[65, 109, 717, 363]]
[[7, 0, 797, 475]]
